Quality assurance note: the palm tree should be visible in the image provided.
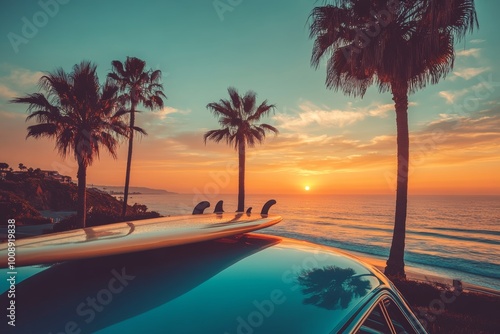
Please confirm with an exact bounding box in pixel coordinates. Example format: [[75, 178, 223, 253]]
[[204, 87, 278, 212], [11, 61, 128, 228], [309, 0, 478, 277], [108, 57, 166, 217]]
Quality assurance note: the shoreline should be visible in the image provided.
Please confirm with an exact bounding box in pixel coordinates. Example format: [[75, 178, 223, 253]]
[[345, 249, 500, 297]]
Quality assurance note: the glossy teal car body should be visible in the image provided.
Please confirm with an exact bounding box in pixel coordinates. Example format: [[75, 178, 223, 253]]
[[0, 233, 427, 333]]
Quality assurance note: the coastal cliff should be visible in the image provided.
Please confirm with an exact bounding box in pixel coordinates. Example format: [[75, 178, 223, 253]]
[[0, 174, 160, 228]]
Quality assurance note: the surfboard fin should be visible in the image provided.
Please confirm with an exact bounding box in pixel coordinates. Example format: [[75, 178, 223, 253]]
[[214, 200, 224, 214], [261, 200, 276, 215], [192, 201, 210, 215], [246, 207, 252, 214]]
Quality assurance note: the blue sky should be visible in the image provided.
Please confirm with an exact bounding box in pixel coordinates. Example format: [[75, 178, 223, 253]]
[[0, 0, 499, 194]]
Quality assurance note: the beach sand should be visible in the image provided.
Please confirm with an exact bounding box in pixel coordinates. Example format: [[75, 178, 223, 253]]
[[347, 249, 500, 297]]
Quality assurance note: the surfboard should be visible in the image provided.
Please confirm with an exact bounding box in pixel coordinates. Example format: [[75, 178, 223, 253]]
[[0, 211, 282, 268]]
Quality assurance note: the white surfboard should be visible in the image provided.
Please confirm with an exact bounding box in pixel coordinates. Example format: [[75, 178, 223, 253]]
[[0, 212, 282, 268]]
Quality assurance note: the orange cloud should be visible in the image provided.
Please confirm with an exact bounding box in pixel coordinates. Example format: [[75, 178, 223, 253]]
[[273, 101, 398, 131], [1, 100, 498, 195], [453, 67, 490, 80], [456, 48, 481, 58]]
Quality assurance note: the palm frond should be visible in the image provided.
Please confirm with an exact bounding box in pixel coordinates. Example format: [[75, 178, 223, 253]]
[[96, 131, 119, 159], [259, 123, 279, 135], [204, 128, 231, 144], [56, 126, 76, 158], [26, 123, 58, 139], [125, 57, 146, 78], [248, 101, 276, 121], [112, 107, 130, 119], [131, 126, 147, 136], [242, 91, 256, 115], [110, 60, 126, 76], [150, 69, 162, 83], [11, 93, 60, 118], [247, 127, 265, 147], [309, 5, 354, 68], [206, 101, 235, 119], [227, 87, 241, 111]]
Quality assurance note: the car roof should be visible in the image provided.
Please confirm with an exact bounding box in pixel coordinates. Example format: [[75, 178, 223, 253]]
[[2, 233, 391, 333]]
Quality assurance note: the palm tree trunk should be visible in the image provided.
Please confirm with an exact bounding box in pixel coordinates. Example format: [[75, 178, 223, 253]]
[[385, 82, 409, 278], [77, 161, 87, 228], [121, 108, 135, 217], [237, 140, 246, 212]]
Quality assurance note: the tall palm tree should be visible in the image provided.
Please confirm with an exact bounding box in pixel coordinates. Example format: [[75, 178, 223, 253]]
[[11, 61, 128, 228], [309, 0, 478, 277], [204, 87, 278, 212], [108, 57, 166, 217]]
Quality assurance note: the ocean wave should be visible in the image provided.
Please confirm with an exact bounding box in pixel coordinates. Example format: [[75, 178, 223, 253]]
[[307, 221, 500, 246], [433, 226, 500, 237], [318, 216, 362, 222], [408, 230, 500, 246], [404, 252, 500, 280]]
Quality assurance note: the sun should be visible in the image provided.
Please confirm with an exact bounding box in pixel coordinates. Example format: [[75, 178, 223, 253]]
[[305, 185, 310, 191]]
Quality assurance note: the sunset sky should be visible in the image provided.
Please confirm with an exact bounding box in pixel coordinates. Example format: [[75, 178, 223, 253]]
[[0, 0, 499, 195]]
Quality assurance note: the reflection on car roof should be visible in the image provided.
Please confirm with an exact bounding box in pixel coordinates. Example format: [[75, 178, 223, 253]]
[[2, 234, 389, 333]]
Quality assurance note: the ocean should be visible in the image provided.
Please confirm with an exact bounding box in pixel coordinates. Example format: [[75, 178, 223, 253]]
[[123, 193, 500, 291]]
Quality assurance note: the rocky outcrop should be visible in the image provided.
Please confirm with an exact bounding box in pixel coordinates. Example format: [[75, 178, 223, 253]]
[[0, 175, 159, 226]]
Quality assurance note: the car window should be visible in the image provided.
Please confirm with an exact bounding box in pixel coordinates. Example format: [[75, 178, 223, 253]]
[[383, 298, 415, 334], [356, 304, 392, 334]]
